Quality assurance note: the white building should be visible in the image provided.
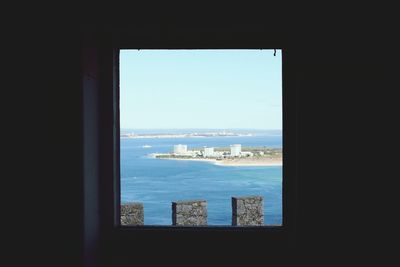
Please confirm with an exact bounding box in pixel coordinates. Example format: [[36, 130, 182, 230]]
[[230, 144, 241, 157], [203, 147, 214, 157], [173, 144, 187, 154]]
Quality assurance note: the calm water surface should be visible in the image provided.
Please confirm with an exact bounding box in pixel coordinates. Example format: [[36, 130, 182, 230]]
[[121, 133, 282, 225]]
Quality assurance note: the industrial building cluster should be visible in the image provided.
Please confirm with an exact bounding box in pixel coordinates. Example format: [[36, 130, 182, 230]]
[[172, 144, 257, 159]]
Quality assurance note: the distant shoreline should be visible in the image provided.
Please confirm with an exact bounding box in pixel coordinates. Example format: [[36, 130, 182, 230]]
[[151, 155, 282, 167], [214, 158, 282, 166], [121, 133, 253, 139]]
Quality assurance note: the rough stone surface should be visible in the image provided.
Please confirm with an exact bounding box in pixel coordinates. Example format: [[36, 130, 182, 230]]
[[232, 196, 264, 226], [172, 200, 207, 226], [121, 203, 144, 226]]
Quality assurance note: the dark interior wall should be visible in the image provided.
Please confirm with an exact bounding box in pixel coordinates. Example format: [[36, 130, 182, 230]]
[[39, 10, 394, 267], [44, 29, 84, 267], [82, 33, 101, 267]]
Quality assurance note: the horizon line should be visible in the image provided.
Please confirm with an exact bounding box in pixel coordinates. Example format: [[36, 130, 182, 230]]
[[120, 128, 282, 130]]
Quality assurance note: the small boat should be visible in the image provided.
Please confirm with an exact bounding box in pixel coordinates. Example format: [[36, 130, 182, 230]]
[[142, 145, 152, 148]]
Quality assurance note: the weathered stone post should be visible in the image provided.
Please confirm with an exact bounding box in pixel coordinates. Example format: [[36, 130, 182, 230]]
[[172, 200, 207, 226], [232, 196, 264, 226], [121, 203, 144, 226]]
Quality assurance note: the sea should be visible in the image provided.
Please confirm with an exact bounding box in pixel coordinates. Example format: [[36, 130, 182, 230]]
[[121, 129, 282, 225]]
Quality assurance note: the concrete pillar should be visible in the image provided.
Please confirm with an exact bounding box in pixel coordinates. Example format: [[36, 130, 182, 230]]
[[172, 200, 207, 226], [121, 203, 144, 226], [232, 196, 264, 226]]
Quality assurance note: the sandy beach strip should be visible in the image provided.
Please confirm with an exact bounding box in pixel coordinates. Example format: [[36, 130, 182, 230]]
[[153, 156, 282, 167], [154, 157, 218, 163], [214, 158, 282, 166]]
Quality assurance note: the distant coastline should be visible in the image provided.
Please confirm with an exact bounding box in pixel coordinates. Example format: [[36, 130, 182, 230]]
[[121, 131, 253, 139], [149, 144, 282, 167], [150, 155, 282, 167], [214, 157, 282, 166]]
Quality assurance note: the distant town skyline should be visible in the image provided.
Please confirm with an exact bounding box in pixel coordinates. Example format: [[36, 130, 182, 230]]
[[120, 49, 282, 129]]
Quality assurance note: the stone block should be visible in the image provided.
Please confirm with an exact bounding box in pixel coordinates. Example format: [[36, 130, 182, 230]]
[[121, 203, 144, 226], [232, 196, 264, 226], [172, 200, 207, 226]]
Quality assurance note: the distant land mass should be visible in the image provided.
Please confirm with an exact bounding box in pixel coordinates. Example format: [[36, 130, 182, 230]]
[[151, 146, 282, 166], [120, 129, 282, 139]]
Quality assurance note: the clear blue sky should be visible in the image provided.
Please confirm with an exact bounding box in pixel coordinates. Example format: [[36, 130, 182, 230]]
[[120, 49, 282, 130]]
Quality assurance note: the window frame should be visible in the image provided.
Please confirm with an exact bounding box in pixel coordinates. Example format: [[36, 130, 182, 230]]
[[97, 32, 297, 251]]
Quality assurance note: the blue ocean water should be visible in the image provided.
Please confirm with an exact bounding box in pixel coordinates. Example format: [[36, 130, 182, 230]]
[[121, 132, 282, 225]]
